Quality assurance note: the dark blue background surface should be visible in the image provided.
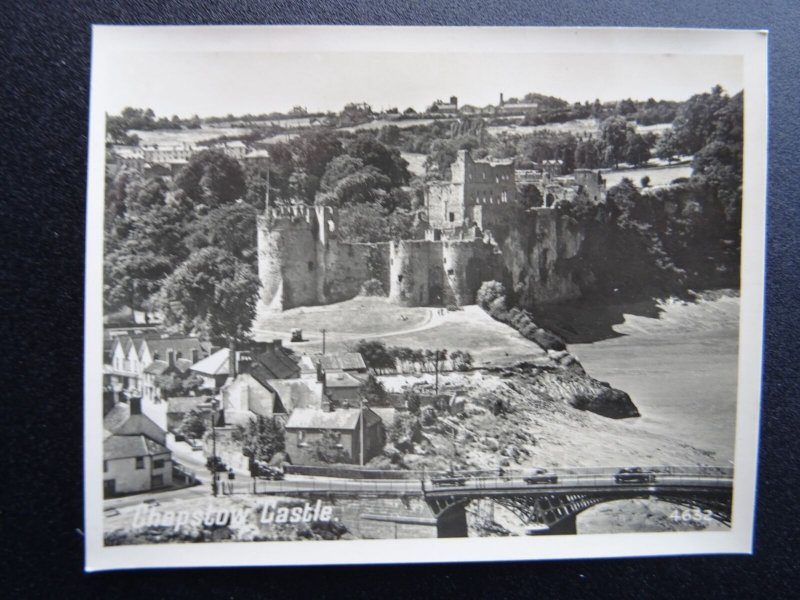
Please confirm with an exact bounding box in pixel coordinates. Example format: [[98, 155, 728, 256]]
[[3, 1, 799, 597]]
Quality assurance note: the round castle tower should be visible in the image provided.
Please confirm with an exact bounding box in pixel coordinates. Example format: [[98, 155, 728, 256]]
[[389, 240, 441, 307], [257, 205, 320, 311]]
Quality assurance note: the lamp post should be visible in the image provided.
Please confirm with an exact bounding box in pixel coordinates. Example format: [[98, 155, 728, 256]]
[[210, 397, 219, 497]]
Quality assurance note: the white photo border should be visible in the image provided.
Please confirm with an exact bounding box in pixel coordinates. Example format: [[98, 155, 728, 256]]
[[84, 25, 768, 571]]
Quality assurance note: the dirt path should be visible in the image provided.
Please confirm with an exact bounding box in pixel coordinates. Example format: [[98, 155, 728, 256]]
[[251, 306, 447, 343]]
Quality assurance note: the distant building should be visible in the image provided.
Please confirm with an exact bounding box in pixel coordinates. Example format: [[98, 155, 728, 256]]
[[285, 407, 385, 465], [103, 397, 172, 497], [298, 352, 368, 378], [221, 341, 313, 426], [497, 92, 539, 115], [189, 348, 233, 391], [429, 96, 458, 115]]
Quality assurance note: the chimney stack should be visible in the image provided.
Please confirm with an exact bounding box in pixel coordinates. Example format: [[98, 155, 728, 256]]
[[228, 347, 237, 379], [500, 92, 504, 106], [273, 339, 282, 348], [129, 396, 142, 416], [191, 348, 199, 364], [167, 349, 175, 368], [316, 361, 324, 383]]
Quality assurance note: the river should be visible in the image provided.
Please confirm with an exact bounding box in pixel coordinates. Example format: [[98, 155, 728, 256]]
[[570, 292, 740, 464]]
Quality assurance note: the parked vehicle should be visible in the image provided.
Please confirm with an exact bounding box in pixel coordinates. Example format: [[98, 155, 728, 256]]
[[290, 328, 303, 342], [206, 456, 228, 473], [250, 459, 284, 480], [188, 438, 203, 451], [431, 476, 467, 487], [614, 467, 656, 484], [523, 468, 558, 485]]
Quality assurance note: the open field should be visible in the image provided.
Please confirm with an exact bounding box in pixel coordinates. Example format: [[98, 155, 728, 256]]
[[254, 298, 431, 336], [252, 298, 544, 364], [602, 162, 692, 188], [130, 126, 254, 146], [486, 117, 599, 137]]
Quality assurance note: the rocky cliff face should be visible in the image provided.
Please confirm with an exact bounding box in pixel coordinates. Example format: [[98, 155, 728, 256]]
[[489, 357, 640, 419], [494, 208, 587, 307]]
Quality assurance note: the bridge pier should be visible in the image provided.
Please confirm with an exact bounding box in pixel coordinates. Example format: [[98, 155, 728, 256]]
[[542, 514, 577, 535], [436, 503, 469, 538]]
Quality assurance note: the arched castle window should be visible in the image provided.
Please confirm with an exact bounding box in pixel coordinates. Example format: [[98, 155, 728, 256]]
[[398, 275, 403, 283], [449, 212, 455, 222]]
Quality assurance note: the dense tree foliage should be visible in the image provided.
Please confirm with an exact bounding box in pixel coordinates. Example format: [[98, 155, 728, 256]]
[[175, 150, 247, 209], [157, 247, 260, 344], [178, 409, 207, 440], [242, 416, 286, 463], [558, 86, 743, 298]]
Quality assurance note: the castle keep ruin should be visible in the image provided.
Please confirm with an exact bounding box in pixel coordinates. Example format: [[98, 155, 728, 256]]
[[257, 150, 589, 312]]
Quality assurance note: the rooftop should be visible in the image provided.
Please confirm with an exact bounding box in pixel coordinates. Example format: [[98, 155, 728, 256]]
[[189, 348, 233, 376], [285, 407, 381, 431], [104, 434, 169, 461]]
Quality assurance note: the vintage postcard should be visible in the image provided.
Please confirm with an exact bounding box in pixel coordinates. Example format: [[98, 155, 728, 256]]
[[84, 26, 768, 570]]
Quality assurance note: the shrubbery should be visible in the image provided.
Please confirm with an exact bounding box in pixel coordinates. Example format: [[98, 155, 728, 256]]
[[477, 281, 566, 352]]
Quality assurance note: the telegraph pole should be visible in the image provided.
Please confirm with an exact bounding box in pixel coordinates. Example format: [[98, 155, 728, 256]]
[[322, 328, 326, 354], [360, 397, 365, 466], [434, 350, 440, 396]]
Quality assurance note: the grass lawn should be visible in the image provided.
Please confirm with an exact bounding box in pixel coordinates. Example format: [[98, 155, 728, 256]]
[[254, 298, 431, 337], [379, 306, 545, 364], [603, 163, 692, 188], [254, 299, 544, 365]]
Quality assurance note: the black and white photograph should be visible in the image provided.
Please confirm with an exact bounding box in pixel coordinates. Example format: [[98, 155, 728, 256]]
[[84, 26, 767, 570]]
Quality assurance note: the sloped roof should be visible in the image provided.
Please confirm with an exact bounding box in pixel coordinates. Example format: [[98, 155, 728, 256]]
[[285, 407, 382, 431], [144, 336, 208, 362], [299, 352, 366, 374], [190, 348, 230, 376], [267, 379, 324, 412], [324, 371, 362, 389], [144, 358, 194, 376], [111, 335, 133, 356], [370, 407, 396, 428], [104, 434, 169, 460], [114, 412, 167, 445], [286, 408, 361, 431], [253, 346, 299, 380], [103, 402, 130, 432]]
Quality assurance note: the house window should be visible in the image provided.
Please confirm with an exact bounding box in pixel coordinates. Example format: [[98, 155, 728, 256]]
[[447, 268, 454, 275], [103, 460, 108, 473], [153, 459, 165, 469], [135, 457, 144, 470], [449, 212, 455, 222], [397, 275, 403, 283], [298, 430, 305, 445]]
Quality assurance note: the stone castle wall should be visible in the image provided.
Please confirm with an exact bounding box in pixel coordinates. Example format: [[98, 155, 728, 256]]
[[257, 152, 591, 312]]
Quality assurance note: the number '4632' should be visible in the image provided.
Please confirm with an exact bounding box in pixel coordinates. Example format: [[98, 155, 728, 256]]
[[670, 508, 713, 524]]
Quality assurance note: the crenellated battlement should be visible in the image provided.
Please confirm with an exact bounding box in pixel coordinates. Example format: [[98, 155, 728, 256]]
[[263, 204, 317, 229], [257, 151, 587, 311]]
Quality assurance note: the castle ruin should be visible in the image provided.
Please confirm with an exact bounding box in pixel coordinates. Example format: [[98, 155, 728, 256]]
[[257, 150, 590, 312]]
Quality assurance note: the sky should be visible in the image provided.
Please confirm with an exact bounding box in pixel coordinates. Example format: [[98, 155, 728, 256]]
[[100, 48, 743, 119]]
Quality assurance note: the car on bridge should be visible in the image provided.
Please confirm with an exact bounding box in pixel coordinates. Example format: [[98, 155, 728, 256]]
[[523, 468, 558, 485], [250, 459, 284, 480], [614, 467, 656, 484], [431, 474, 467, 487]]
